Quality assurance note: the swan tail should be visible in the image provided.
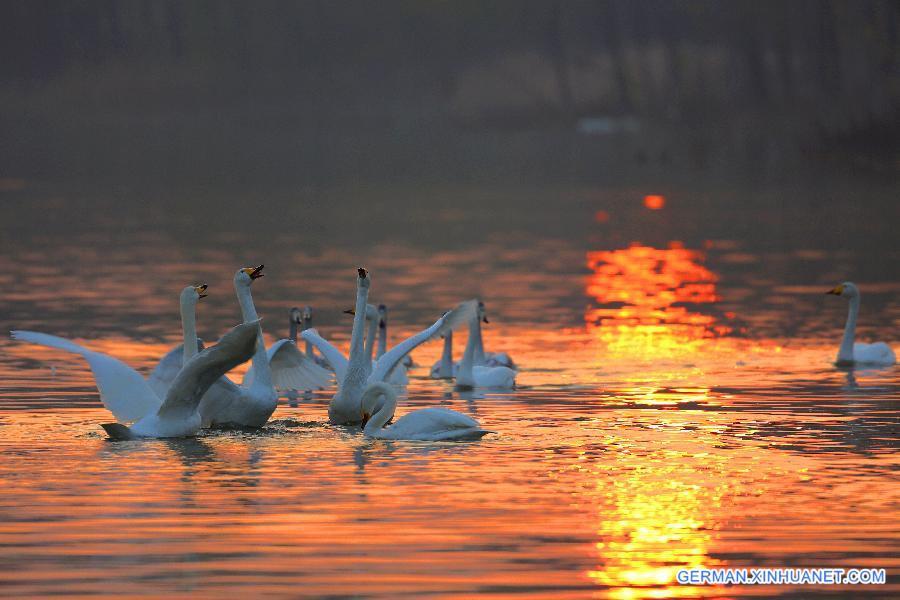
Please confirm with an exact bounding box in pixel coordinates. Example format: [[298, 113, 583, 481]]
[[11, 330, 93, 356], [101, 423, 136, 440]]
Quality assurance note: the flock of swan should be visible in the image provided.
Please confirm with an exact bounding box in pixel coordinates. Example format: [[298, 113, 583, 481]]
[[10, 266, 515, 441], [7, 272, 895, 443]]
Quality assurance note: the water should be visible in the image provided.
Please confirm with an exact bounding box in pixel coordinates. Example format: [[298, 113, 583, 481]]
[[0, 178, 898, 598]]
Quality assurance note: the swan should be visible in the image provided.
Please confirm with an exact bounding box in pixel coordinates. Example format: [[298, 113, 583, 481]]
[[376, 304, 409, 385], [360, 382, 492, 441], [474, 300, 517, 369], [100, 321, 260, 439], [301, 268, 476, 424], [260, 307, 333, 392], [11, 284, 209, 422], [430, 330, 459, 379], [299, 306, 331, 369], [827, 282, 896, 366], [455, 310, 516, 389], [431, 300, 516, 375], [198, 265, 280, 427]]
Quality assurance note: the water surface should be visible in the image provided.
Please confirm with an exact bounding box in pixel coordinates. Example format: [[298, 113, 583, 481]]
[[0, 179, 898, 598]]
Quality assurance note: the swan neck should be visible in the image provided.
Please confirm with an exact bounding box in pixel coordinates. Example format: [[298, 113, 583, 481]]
[[302, 317, 314, 356], [363, 383, 397, 435], [439, 330, 453, 372], [364, 317, 378, 365], [839, 296, 859, 362], [472, 317, 485, 365], [235, 282, 271, 388], [180, 296, 198, 365], [457, 320, 478, 384], [377, 321, 387, 359], [347, 282, 370, 373], [289, 318, 298, 342]]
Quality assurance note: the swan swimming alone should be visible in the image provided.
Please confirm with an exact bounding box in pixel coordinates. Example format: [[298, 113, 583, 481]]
[[359, 382, 492, 441], [100, 320, 260, 439], [11, 284, 210, 423], [455, 309, 516, 389], [826, 282, 896, 366], [301, 268, 477, 424]]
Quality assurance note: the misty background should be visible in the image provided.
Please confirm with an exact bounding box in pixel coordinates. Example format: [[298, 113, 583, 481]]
[[1, 0, 898, 191]]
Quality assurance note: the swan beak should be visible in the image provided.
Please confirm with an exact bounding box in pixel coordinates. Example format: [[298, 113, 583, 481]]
[[343, 308, 355, 315], [361, 412, 370, 428], [357, 267, 368, 279], [194, 284, 208, 299], [826, 285, 844, 295], [242, 265, 265, 280], [483, 316, 489, 323]]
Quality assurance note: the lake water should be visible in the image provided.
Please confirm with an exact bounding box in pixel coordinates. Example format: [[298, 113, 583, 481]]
[[0, 178, 897, 598]]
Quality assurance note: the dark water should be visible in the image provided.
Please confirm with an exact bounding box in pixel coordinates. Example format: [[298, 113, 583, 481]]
[[0, 176, 898, 597]]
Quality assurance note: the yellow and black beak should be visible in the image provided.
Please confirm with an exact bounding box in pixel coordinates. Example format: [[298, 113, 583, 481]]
[[826, 284, 844, 295], [194, 284, 208, 299], [242, 265, 265, 280], [361, 412, 371, 428], [343, 308, 355, 315], [483, 316, 489, 324]]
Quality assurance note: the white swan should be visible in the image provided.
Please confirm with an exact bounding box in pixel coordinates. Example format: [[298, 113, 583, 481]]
[[376, 304, 409, 385], [261, 307, 333, 392], [455, 310, 516, 389], [301, 268, 476, 424], [430, 330, 459, 379], [100, 321, 260, 439], [199, 265, 280, 427], [474, 300, 516, 369], [360, 382, 492, 441], [11, 284, 209, 422], [299, 306, 331, 369], [827, 282, 896, 366]]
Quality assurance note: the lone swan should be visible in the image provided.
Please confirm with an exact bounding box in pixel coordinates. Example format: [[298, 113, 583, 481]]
[[827, 282, 896, 366]]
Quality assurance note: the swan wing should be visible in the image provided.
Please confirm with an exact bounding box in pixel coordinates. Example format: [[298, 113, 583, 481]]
[[265, 339, 334, 391], [147, 339, 205, 397], [300, 328, 349, 382], [10, 330, 162, 422], [371, 299, 477, 384], [157, 321, 259, 421]]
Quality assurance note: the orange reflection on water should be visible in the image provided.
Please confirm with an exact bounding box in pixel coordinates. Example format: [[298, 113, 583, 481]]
[[585, 243, 731, 361]]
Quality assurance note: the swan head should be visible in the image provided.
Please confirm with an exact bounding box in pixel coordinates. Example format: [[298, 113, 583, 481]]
[[478, 300, 489, 323], [357, 267, 370, 289], [378, 304, 387, 329], [289, 307, 303, 325], [235, 265, 265, 286], [344, 303, 378, 319], [827, 282, 858, 299], [302, 305, 313, 322], [180, 284, 208, 304]]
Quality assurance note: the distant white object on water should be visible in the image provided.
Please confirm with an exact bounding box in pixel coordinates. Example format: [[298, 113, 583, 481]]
[[826, 282, 896, 366]]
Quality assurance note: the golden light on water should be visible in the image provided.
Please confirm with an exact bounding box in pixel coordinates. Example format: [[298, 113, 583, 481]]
[[585, 243, 731, 361]]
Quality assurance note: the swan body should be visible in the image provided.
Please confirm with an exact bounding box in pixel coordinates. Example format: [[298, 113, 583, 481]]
[[472, 301, 517, 369], [300, 306, 332, 369], [360, 382, 492, 441], [11, 284, 209, 422], [301, 268, 476, 424], [827, 282, 896, 366], [455, 311, 516, 389], [101, 321, 260, 439]]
